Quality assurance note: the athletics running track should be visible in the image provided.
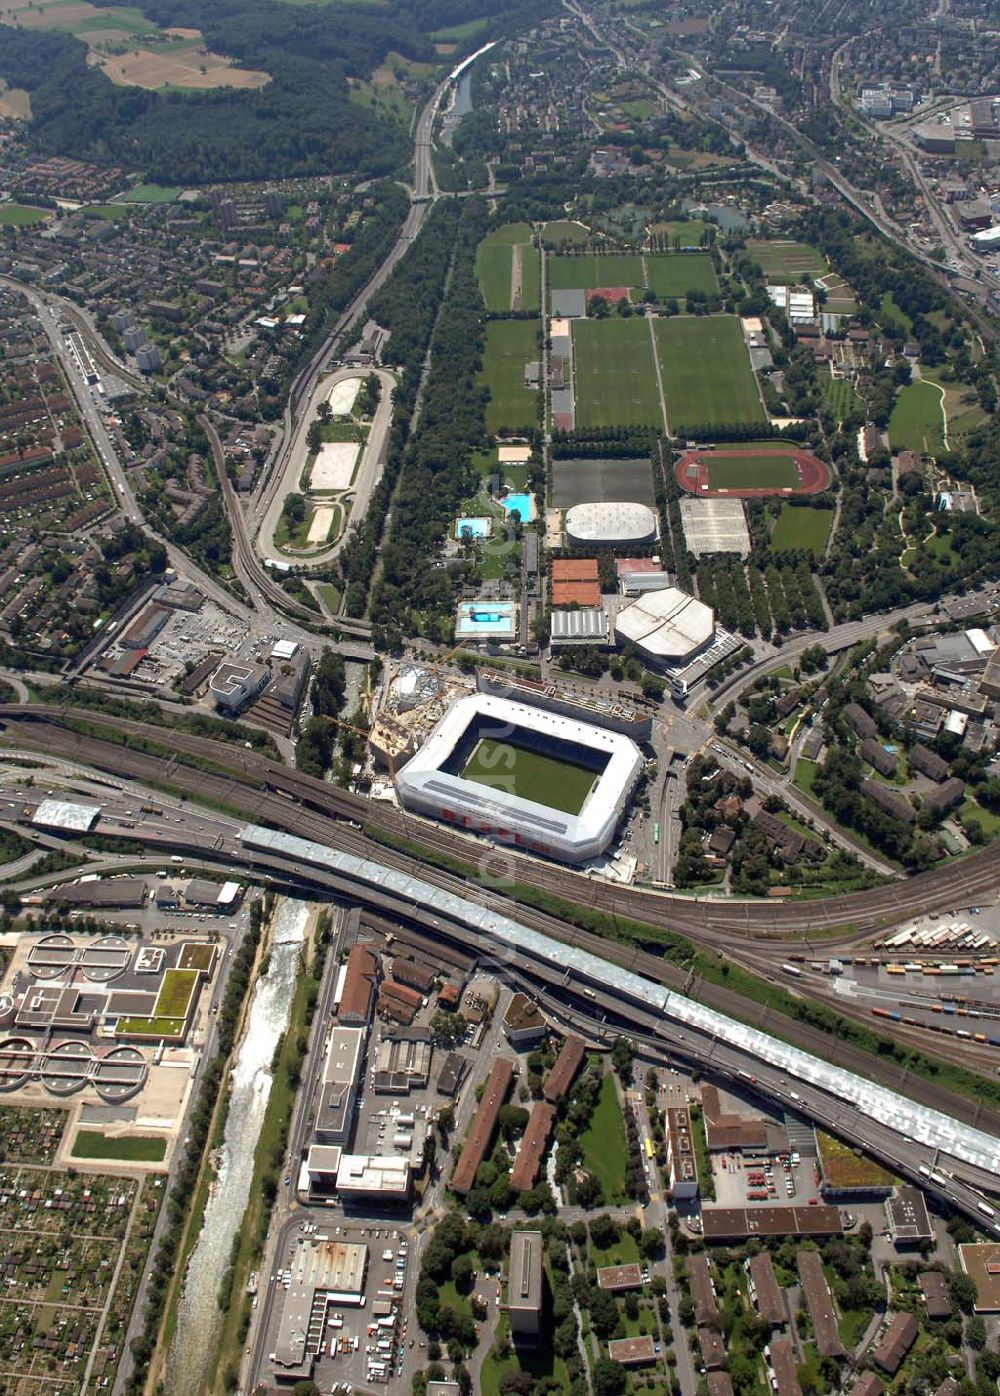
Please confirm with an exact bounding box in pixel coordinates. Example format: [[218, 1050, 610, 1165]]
[[675, 446, 831, 497]]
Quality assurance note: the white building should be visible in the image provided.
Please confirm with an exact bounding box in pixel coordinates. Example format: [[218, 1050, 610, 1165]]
[[564, 501, 658, 548], [614, 587, 715, 667]]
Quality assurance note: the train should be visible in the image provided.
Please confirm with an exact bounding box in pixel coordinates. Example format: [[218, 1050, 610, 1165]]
[[870, 1007, 1000, 1046]]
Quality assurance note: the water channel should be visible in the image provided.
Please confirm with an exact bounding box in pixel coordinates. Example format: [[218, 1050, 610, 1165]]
[[165, 898, 308, 1395]]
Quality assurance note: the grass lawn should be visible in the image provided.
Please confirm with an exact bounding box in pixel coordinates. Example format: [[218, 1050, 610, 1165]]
[[649, 217, 710, 244], [548, 252, 645, 292], [794, 758, 820, 796], [71, 1129, 166, 1163], [579, 1072, 628, 1202], [480, 319, 540, 433], [654, 315, 764, 430], [315, 581, 342, 613], [747, 239, 827, 281], [589, 1230, 639, 1268], [541, 219, 591, 246], [573, 317, 662, 428], [116, 183, 181, 203], [959, 797, 1000, 837], [770, 504, 833, 556], [0, 203, 50, 226], [481, 1343, 569, 1396], [645, 252, 717, 297], [116, 1015, 185, 1038], [707, 453, 799, 489], [888, 380, 945, 455], [881, 291, 912, 336], [476, 223, 529, 312], [461, 738, 598, 813]]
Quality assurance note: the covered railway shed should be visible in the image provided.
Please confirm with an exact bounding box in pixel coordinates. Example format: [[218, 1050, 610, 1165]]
[[237, 823, 1000, 1178]]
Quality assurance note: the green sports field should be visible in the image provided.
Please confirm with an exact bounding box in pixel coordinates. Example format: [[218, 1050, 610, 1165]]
[[645, 253, 718, 298], [654, 316, 765, 429], [573, 318, 664, 429], [0, 204, 49, 226], [548, 252, 645, 293], [475, 223, 539, 313], [888, 380, 945, 455], [707, 454, 798, 489], [480, 319, 540, 433], [461, 738, 598, 814], [746, 239, 828, 281], [770, 503, 833, 556]]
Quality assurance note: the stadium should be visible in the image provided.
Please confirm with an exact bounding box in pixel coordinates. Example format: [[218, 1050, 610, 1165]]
[[394, 693, 644, 863]]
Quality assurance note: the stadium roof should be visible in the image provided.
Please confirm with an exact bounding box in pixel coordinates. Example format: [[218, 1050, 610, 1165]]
[[614, 586, 715, 661], [565, 501, 658, 546], [237, 824, 1000, 1174]]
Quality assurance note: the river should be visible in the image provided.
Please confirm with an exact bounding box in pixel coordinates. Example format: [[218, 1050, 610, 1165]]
[[165, 898, 309, 1396]]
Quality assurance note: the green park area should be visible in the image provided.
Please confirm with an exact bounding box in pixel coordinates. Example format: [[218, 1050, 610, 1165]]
[[461, 738, 598, 814], [645, 252, 718, 298], [648, 217, 709, 244], [747, 239, 828, 281], [654, 315, 765, 430], [475, 223, 539, 313], [770, 504, 833, 556], [116, 183, 182, 203], [578, 1072, 628, 1203], [479, 319, 540, 433], [541, 219, 592, 246], [71, 1130, 167, 1163], [0, 204, 50, 226], [572, 317, 663, 428], [888, 380, 945, 455]]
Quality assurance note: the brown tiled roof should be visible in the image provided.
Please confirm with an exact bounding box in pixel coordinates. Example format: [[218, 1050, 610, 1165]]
[[451, 1057, 514, 1194], [509, 1101, 556, 1192], [543, 1034, 586, 1102]]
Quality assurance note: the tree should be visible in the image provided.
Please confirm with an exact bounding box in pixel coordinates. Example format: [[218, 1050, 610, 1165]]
[[950, 1270, 977, 1314], [592, 1357, 627, 1395], [283, 492, 306, 523]]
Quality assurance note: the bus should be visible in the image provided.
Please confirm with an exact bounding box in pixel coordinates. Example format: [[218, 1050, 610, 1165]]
[[645, 1137, 654, 1160], [653, 823, 660, 845]]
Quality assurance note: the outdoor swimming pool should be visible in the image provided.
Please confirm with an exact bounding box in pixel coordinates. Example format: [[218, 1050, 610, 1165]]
[[455, 516, 492, 540], [502, 492, 535, 522], [456, 601, 517, 637]]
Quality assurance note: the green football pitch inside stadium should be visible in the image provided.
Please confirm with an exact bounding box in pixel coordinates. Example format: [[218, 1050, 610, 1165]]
[[461, 738, 599, 814]]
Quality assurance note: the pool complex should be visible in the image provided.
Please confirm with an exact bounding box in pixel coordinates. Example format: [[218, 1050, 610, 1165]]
[[455, 516, 492, 540], [455, 601, 517, 637], [502, 492, 535, 522]]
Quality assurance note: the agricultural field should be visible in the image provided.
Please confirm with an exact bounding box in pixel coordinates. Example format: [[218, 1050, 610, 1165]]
[[817, 271, 857, 316], [479, 319, 540, 434], [654, 315, 765, 429], [888, 380, 945, 455], [645, 252, 718, 297], [0, 0, 270, 90], [548, 252, 645, 293], [820, 369, 863, 421], [0, 203, 50, 226], [573, 318, 663, 429], [747, 239, 828, 280], [770, 503, 834, 556], [476, 222, 539, 313], [0, 1106, 66, 1163], [461, 737, 598, 813]]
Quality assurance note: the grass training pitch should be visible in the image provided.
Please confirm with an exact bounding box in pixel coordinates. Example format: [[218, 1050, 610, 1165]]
[[645, 253, 718, 298], [548, 253, 645, 293], [0, 204, 50, 226], [573, 318, 663, 429], [461, 738, 598, 814], [654, 315, 764, 429], [888, 380, 945, 455], [71, 1130, 167, 1163], [480, 320, 540, 433], [747, 239, 828, 281], [770, 504, 833, 556], [476, 223, 538, 313]]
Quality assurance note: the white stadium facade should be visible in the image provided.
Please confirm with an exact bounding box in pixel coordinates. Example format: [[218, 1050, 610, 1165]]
[[564, 501, 658, 549], [394, 693, 644, 864]]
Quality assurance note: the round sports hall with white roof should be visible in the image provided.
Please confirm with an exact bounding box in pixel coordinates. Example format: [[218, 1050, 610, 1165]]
[[615, 586, 715, 664], [394, 693, 643, 863], [565, 501, 658, 549]]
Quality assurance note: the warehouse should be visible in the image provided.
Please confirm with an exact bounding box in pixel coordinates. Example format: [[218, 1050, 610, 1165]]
[[395, 693, 643, 864]]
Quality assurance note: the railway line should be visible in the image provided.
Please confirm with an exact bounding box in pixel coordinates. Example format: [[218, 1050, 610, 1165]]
[[8, 703, 1000, 940], [7, 708, 1000, 1138]]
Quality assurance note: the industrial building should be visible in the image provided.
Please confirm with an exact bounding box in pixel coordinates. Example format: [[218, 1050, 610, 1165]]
[[886, 1186, 934, 1246], [272, 1239, 368, 1376], [394, 693, 644, 864], [313, 1026, 365, 1146], [209, 660, 269, 714], [335, 1153, 411, 1204], [564, 501, 658, 548]]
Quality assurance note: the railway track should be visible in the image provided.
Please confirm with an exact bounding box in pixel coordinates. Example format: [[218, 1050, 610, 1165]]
[[7, 708, 1000, 1135]]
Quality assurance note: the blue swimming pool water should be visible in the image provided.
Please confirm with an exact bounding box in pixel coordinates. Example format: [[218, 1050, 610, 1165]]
[[455, 516, 491, 540], [456, 602, 515, 634], [503, 492, 534, 522]]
